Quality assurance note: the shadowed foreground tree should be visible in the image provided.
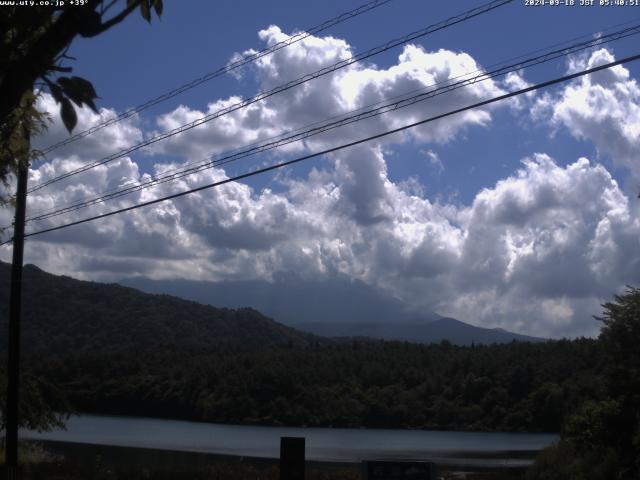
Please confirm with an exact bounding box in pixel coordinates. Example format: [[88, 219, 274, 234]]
[[0, 0, 162, 202], [527, 286, 640, 480], [0, 369, 69, 437], [0, 0, 163, 466], [595, 286, 640, 476]]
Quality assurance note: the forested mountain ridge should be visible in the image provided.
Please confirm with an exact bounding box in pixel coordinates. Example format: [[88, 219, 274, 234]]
[[0, 261, 317, 353], [1, 261, 542, 349], [29, 338, 603, 433], [0, 261, 611, 436]]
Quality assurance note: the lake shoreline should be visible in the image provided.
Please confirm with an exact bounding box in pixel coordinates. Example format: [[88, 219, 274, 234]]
[[68, 410, 561, 434], [21, 414, 556, 470], [24, 439, 532, 479]]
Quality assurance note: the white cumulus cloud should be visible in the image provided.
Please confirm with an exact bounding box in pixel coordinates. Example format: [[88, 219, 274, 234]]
[[2, 31, 638, 341], [533, 48, 640, 180]]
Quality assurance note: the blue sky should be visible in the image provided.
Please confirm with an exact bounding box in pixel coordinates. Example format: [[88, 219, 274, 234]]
[[1, 0, 640, 338], [67, 0, 639, 200]]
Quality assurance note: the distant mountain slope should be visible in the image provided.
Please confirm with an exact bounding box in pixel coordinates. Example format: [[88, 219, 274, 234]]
[[120, 274, 443, 326], [121, 274, 544, 345], [294, 318, 546, 345], [0, 262, 316, 353], [0, 262, 544, 350], [294, 317, 546, 345]]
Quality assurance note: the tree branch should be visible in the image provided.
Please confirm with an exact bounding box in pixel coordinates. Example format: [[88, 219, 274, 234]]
[[101, 0, 121, 15], [49, 65, 73, 73], [0, 1, 144, 123], [83, 0, 142, 38]]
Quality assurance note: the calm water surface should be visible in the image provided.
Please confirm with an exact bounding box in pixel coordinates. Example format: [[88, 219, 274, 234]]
[[22, 415, 558, 466]]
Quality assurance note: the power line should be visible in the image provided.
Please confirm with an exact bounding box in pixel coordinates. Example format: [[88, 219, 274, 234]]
[[28, 15, 640, 222], [9, 17, 640, 231], [3, 51, 637, 246], [21, 22, 640, 225], [39, 0, 394, 155], [28, 0, 513, 194], [32, 0, 511, 190]]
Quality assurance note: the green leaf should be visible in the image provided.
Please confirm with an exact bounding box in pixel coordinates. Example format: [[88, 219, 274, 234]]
[[152, 0, 163, 17], [60, 97, 77, 133], [140, 0, 151, 22], [57, 76, 98, 113], [127, 0, 138, 6], [49, 83, 64, 105]]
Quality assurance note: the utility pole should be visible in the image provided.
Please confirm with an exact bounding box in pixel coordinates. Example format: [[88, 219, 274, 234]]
[[4, 129, 29, 480]]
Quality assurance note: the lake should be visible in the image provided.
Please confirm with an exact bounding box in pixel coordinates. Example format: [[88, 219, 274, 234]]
[[22, 415, 558, 468]]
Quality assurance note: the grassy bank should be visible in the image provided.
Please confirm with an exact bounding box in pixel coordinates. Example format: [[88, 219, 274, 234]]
[[2, 441, 528, 480]]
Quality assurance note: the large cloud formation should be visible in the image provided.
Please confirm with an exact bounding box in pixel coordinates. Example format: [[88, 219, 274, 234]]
[[1, 32, 638, 339], [533, 48, 640, 180], [151, 26, 506, 159]]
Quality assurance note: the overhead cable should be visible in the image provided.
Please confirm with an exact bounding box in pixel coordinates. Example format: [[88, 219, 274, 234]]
[[2, 51, 636, 245], [39, 0, 395, 155], [28, 0, 513, 193], [23, 22, 640, 224]]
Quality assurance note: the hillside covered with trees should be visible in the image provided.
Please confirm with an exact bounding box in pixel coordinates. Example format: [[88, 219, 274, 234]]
[[27, 338, 603, 433], [0, 260, 608, 435], [2, 262, 639, 480], [0, 262, 317, 353]]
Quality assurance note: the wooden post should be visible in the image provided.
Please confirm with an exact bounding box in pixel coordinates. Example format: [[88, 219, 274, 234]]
[[4, 153, 29, 479], [279, 437, 305, 480]]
